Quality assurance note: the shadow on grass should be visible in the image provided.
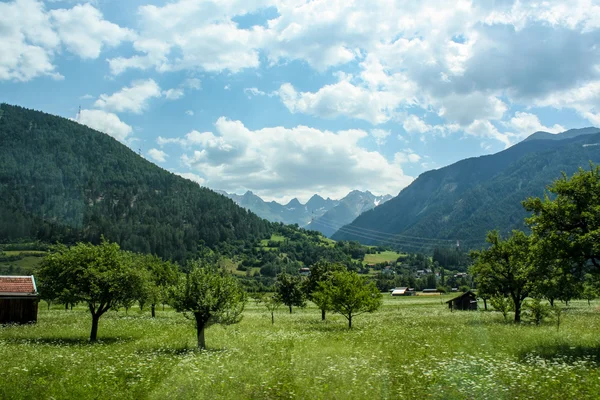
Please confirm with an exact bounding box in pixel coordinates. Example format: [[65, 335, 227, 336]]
[[300, 319, 356, 333], [0, 336, 133, 346], [519, 344, 600, 364], [136, 346, 229, 356]]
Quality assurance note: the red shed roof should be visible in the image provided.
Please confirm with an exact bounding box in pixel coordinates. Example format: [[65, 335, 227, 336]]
[[0, 276, 38, 295]]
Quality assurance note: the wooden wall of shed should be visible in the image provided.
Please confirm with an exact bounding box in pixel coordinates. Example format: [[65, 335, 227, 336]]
[[0, 298, 38, 324]]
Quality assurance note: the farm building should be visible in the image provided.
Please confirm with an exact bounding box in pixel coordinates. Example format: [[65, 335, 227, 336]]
[[0, 276, 39, 324], [390, 287, 415, 296], [446, 291, 478, 311]]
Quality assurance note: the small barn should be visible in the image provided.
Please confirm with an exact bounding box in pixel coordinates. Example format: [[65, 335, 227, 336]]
[[0, 276, 39, 324], [446, 290, 477, 311]]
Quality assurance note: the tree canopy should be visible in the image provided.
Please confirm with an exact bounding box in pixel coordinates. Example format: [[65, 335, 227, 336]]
[[170, 263, 246, 349], [317, 270, 382, 328], [37, 239, 146, 341], [470, 230, 534, 323]]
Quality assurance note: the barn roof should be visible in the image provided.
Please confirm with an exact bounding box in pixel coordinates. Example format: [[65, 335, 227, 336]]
[[0, 276, 38, 297], [445, 290, 476, 303]]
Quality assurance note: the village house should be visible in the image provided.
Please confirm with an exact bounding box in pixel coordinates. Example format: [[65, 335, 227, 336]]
[[0, 276, 39, 324]]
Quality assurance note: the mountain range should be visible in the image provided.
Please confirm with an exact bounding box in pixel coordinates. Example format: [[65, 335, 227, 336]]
[[218, 189, 392, 237], [332, 127, 600, 251]]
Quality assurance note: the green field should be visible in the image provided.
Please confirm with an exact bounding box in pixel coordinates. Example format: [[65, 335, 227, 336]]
[[363, 251, 403, 265], [1, 296, 599, 399]]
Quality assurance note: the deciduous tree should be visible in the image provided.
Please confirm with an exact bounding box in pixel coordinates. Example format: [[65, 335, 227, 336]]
[[470, 230, 535, 323], [317, 271, 382, 328], [275, 273, 306, 314], [170, 263, 246, 349], [38, 240, 146, 341]]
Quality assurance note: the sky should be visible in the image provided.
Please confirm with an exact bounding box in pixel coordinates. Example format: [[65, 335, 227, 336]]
[[1, 0, 599, 203]]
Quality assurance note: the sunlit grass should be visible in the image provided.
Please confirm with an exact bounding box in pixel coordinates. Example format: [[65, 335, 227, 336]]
[[363, 251, 403, 265], [1, 296, 599, 399]]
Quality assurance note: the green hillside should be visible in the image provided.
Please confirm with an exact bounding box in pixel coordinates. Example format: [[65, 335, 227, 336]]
[[0, 104, 272, 262], [332, 128, 600, 250]]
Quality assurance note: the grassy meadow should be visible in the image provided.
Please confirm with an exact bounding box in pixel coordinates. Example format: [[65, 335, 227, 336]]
[[1, 296, 600, 399]]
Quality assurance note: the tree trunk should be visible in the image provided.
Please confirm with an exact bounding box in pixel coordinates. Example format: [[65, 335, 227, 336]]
[[195, 313, 207, 349], [589, 299, 591, 306], [151, 304, 156, 318], [549, 298, 554, 307], [271, 311, 274, 325], [321, 309, 326, 321], [513, 297, 521, 323], [348, 313, 352, 329], [65, 303, 68, 311], [90, 314, 100, 342], [47, 301, 51, 311], [483, 298, 488, 311], [289, 305, 292, 314]]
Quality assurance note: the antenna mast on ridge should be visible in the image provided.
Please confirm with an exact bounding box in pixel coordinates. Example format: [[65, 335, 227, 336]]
[[76, 105, 81, 122]]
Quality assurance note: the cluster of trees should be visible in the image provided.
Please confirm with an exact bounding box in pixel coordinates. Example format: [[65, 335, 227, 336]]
[[471, 165, 600, 322], [257, 262, 382, 329], [37, 239, 246, 349]]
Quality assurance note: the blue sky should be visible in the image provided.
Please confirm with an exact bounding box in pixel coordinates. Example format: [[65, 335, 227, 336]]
[[1, 0, 599, 202]]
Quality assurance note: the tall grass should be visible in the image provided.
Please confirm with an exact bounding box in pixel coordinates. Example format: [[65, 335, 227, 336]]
[[1, 296, 599, 399]]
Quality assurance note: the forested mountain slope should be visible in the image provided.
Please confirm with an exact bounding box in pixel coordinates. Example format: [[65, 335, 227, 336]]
[[332, 128, 600, 250], [0, 104, 272, 262]]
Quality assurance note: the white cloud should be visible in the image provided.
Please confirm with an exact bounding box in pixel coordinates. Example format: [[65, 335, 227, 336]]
[[505, 112, 566, 140], [0, 0, 61, 81], [176, 172, 206, 186], [163, 88, 184, 100], [403, 115, 430, 135], [185, 110, 194, 116], [77, 109, 132, 142], [371, 129, 390, 146], [176, 117, 413, 201], [147, 148, 168, 163], [465, 119, 511, 148], [278, 81, 405, 125], [533, 80, 600, 127], [107, 0, 269, 75], [394, 150, 422, 164], [244, 87, 266, 98], [184, 78, 201, 90], [50, 3, 134, 59], [94, 79, 162, 114]]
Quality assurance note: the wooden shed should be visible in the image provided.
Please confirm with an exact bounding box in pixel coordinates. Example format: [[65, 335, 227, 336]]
[[446, 290, 477, 311], [0, 276, 39, 324]]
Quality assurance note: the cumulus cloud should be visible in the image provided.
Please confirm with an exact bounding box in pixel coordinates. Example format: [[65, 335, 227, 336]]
[[533, 80, 600, 127], [77, 109, 132, 142], [465, 120, 511, 148], [505, 112, 566, 140], [278, 81, 404, 125], [94, 79, 162, 114], [147, 148, 168, 163], [0, 0, 61, 81], [50, 3, 134, 59], [176, 117, 413, 201], [185, 110, 194, 116], [0, 0, 132, 82]]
